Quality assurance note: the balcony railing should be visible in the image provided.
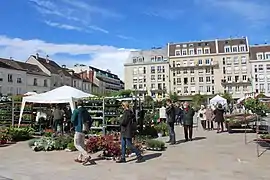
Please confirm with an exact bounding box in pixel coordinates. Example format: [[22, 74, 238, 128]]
[[150, 88, 167, 92], [171, 61, 219, 69], [221, 78, 251, 85]]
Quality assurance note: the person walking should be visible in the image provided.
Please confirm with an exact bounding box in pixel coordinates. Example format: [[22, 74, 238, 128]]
[[165, 99, 176, 145], [205, 105, 214, 130], [71, 100, 93, 165], [174, 102, 181, 125], [182, 102, 195, 141], [116, 102, 144, 163], [197, 105, 207, 130], [214, 103, 225, 133], [52, 104, 64, 134]]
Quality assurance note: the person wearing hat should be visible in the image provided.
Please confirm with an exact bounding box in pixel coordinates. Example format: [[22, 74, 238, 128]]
[[213, 103, 225, 133]]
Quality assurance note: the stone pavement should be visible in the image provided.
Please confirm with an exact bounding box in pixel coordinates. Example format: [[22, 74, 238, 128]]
[[1, 126, 270, 180]]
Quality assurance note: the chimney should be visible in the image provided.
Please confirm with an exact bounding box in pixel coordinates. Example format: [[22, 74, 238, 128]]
[[106, 69, 111, 73], [62, 65, 66, 68], [36, 53, 39, 59], [46, 55, 49, 63]]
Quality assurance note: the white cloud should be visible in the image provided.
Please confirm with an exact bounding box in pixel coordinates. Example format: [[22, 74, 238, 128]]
[[44, 20, 90, 33], [0, 35, 134, 79], [29, 0, 118, 34], [144, 9, 184, 20]]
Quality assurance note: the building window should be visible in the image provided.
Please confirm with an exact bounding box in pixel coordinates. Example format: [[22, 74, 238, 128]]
[[257, 53, 264, 60], [151, 57, 155, 62], [197, 48, 202, 55], [243, 85, 248, 92], [204, 48, 210, 54], [239, 45, 246, 52], [205, 68, 210, 74], [206, 76, 211, 83], [227, 76, 232, 82], [138, 84, 143, 89], [198, 59, 203, 65], [162, 66, 165, 73], [151, 66, 155, 73], [133, 68, 137, 75], [151, 83, 155, 89], [234, 67, 239, 74], [162, 74, 165, 81], [241, 56, 246, 64], [224, 46, 231, 53], [190, 68, 194, 74], [259, 84, 265, 92], [232, 46, 238, 52], [183, 69, 188, 74], [258, 64, 264, 71], [157, 75, 162, 81], [182, 49, 187, 56], [184, 78, 188, 85], [242, 75, 247, 81], [138, 77, 143, 83], [235, 76, 239, 82], [235, 86, 240, 92], [33, 78, 38, 86], [265, 53, 270, 60], [8, 74, 13, 82], [175, 50, 181, 56], [143, 76, 146, 83], [133, 84, 137, 89], [138, 67, 143, 74], [189, 60, 194, 66], [189, 49, 194, 55], [151, 75, 155, 81], [268, 84, 270, 92], [184, 86, 188, 93], [199, 86, 204, 93], [199, 77, 203, 82], [176, 78, 181, 84], [228, 86, 232, 93], [206, 86, 211, 93], [176, 70, 181, 75], [143, 67, 146, 74], [226, 57, 232, 65], [233, 57, 239, 64], [44, 79, 48, 87], [266, 64, 270, 71], [157, 66, 162, 73], [156, 56, 162, 61], [205, 59, 210, 65], [191, 77, 195, 83], [133, 58, 137, 63], [17, 78, 22, 83]]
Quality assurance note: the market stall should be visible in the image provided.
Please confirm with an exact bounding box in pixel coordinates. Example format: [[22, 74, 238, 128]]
[[18, 85, 94, 126], [210, 95, 227, 106]]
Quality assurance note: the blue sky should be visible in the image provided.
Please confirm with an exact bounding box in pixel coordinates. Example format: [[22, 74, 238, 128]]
[[0, 0, 270, 79]]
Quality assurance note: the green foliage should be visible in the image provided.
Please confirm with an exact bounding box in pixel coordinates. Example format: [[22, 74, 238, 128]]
[[244, 98, 268, 115], [154, 122, 168, 135], [67, 142, 77, 151], [6, 127, 34, 141], [169, 92, 179, 102], [146, 139, 165, 150], [192, 94, 207, 110], [221, 92, 233, 103]]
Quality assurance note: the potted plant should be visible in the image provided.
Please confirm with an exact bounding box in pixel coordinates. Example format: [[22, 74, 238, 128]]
[[154, 124, 163, 137]]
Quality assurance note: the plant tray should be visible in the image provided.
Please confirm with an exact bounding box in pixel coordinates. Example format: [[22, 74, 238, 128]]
[[254, 138, 270, 143]]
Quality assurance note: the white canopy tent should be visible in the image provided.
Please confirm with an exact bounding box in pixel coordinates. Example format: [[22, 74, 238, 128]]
[[210, 95, 227, 106], [18, 86, 94, 126], [24, 92, 38, 96]]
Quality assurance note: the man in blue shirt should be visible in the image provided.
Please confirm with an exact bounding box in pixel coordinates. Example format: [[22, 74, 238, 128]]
[[71, 100, 92, 165]]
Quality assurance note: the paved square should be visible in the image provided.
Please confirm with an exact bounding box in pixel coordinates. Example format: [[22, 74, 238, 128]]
[[1, 126, 270, 180]]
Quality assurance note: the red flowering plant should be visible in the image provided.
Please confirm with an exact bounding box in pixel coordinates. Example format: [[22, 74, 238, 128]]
[[0, 127, 12, 144]]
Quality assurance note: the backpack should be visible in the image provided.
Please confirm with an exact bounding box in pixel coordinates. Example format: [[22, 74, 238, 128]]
[[79, 108, 92, 133]]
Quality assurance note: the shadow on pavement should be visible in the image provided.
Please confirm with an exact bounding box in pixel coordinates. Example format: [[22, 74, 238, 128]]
[[127, 152, 162, 163], [175, 136, 206, 144]]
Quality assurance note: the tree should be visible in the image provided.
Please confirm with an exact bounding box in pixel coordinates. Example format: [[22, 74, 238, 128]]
[[169, 92, 179, 102], [244, 98, 268, 116], [221, 92, 233, 103], [192, 94, 207, 110]]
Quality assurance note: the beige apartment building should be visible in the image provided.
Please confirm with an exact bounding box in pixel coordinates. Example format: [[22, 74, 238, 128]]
[[124, 48, 169, 99], [168, 37, 252, 99]]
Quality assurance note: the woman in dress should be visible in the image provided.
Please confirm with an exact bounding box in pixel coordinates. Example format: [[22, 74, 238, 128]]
[[205, 105, 214, 130]]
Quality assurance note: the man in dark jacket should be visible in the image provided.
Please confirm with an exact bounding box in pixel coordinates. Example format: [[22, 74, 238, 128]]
[[52, 104, 64, 134], [116, 101, 144, 163], [182, 101, 195, 141], [166, 99, 176, 145]]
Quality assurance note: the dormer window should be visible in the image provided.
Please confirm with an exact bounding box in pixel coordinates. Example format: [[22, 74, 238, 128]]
[[189, 49, 194, 55], [197, 48, 202, 55], [224, 46, 231, 53], [205, 42, 209, 46], [265, 52, 270, 60], [133, 58, 137, 63], [232, 46, 238, 52], [157, 56, 162, 61], [204, 48, 210, 54], [189, 44, 194, 47], [239, 45, 246, 52], [183, 44, 187, 48], [182, 49, 187, 56], [176, 44, 180, 47], [138, 57, 143, 62], [151, 56, 155, 62], [175, 50, 181, 56], [257, 53, 264, 60]]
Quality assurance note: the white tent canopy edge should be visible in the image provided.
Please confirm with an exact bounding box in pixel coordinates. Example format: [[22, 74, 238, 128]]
[[209, 95, 227, 106], [18, 86, 94, 127]]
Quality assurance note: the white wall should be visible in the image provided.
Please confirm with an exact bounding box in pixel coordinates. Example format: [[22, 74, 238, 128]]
[[0, 67, 27, 95], [26, 74, 51, 93]]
